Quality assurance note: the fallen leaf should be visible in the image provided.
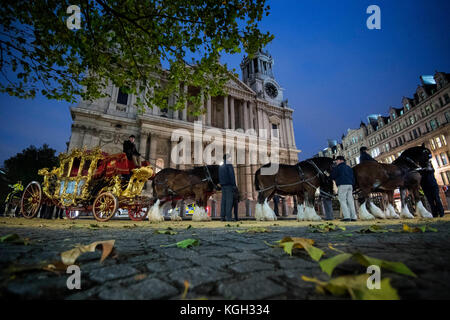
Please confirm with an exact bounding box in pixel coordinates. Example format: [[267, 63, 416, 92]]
[[182, 280, 190, 299], [161, 238, 200, 249], [134, 274, 147, 281], [60, 240, 116, 265], [154, 229, 178, 235], [319, 253, 353, 276], [277, 237, 324, 261], [403, 224, 437, 233], [352, 253, 417, 278], [309, 223, 346, 233], [235, 227, 270, 234], [357, 225, 389, 233], [0, 234, 31, 245], [302, 274, 399, 300]]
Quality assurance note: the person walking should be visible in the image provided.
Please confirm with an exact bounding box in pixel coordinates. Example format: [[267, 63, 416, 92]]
[[420, 161, 445, 217], [331, 156, 357, 222], [219, 154, 237, 221], [359, 146, 377, 163]]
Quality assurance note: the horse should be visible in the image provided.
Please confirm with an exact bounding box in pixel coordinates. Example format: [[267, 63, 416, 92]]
[[254, 157, 335, 221], [353, 145, 433, 220], [148, 165, 221, 222]]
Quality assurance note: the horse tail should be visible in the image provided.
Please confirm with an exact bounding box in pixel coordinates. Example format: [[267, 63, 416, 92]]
[[254, 168, 261, 191]]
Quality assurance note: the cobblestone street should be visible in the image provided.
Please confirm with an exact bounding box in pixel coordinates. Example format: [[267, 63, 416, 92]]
[[1, 217, 450, 300]]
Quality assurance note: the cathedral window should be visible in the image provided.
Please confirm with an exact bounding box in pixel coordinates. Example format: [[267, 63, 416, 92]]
[[117, 88, 129, 105], [271, 123, 278, 138]]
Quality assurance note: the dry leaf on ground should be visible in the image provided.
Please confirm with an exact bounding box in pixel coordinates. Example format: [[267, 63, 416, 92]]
[[60, 240, 116, 265]]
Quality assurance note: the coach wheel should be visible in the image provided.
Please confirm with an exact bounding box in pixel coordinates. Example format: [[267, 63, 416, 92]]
[[128, 205, 147, 221], [93, 192, 118, 222], [21, 182, 42, 219]]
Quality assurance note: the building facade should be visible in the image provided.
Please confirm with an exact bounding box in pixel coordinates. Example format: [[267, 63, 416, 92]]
[[316, 71, 450, 205], [68, 51, 301, 216]]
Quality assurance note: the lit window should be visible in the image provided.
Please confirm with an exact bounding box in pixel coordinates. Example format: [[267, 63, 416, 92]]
[[430, 139, 436, 150], [441, 135, 447, 146], [440, 153, 448, 166], [435, 137, 443, 148]]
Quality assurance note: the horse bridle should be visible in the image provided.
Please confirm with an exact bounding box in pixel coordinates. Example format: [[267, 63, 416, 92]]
[[202, 165, 220, 191]]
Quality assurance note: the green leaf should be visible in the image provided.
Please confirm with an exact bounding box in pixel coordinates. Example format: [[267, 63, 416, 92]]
[[176, 239, 200, 249], [154, 229, 178, 235], [235, 227, 270, 234], [0, 234, 31, 245], [352, 253, 417, 278], [302, 274, 399, 300], [357, 225, 389, 233], [319, 253, 352, 276], [301, 240, 325, 262]]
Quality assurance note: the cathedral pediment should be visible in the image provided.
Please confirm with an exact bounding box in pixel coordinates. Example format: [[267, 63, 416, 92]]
[[225, 74, 256, 96]]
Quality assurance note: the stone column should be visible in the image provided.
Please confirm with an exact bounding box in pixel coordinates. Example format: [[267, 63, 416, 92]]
[[289, 117, 296, 147], [243, 100, 249, 131], [170, 139, 178, 168], [224, 95, 229, 129], [200, 94, 206, 125], [207, 95, 212, 126], [284, 117, 292, 146], [139, 132, 148, 156], [245, 158, 252, 200], [230, 96, 235, 130], [150, 133, 158, 167], [182, 85, 188, 121], [172, 95, 179, 120]]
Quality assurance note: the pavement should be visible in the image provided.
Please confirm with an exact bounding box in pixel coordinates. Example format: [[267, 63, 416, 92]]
[[0, 216, 450, 300]]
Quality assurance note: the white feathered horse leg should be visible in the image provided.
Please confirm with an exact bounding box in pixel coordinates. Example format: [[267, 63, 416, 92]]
[[415, 200, 433, 219], [262, 199, 277, 221], [304, 202, 321, 221], [368, 201, 386, 219], [388, 203, 400, 219], [255, 202, 264, 221], [192, 205, 211, 221], [400, 204, 414, 219], [296, 203, 305, 221], [148, 199, 165, 222], [359, 201, 375, 220]]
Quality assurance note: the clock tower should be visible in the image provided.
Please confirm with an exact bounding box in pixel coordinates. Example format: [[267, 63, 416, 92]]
[[240, 50, 284, 106]]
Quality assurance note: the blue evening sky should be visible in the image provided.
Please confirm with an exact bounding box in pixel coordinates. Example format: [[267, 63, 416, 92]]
[[1, 0, 449, 165]]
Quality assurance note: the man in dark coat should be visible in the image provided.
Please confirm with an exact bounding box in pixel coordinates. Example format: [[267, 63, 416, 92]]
[[331, 156, 357, 222], [219, 154, 237, 221], [420, 161, 445, 217], [123, 135, 141, 167], [359, 146, 377, 163]]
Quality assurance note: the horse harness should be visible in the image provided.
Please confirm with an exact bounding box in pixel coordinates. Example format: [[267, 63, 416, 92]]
[[258, 160, 324, 193], [155, 166, 218, 198]]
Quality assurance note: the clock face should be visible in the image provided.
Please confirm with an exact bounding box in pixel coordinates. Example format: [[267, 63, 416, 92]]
[[265, 83, 278, 99]]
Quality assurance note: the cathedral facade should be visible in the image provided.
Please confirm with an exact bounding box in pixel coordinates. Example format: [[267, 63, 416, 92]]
[[68, 51, 300, 216]]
